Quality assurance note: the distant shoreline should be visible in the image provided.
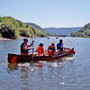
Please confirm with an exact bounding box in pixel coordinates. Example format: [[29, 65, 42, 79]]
[[0, 37, 32, 41], [0, 36, 89, 42]]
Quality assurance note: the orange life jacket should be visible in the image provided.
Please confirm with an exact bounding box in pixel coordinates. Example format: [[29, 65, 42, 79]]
[[36, 46, 44, 56]]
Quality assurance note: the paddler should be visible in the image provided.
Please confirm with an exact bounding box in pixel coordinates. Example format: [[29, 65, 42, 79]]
[[47, 43, 56, 55], [20, 38, 34, 55], [57, 39, 64, 54], [35, 43, 44, 56], [57, 39, 70, 54]]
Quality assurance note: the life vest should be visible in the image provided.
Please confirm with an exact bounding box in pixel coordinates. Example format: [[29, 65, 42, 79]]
[[36, 46, 44, 56], [20, 42, 29, 54], [48, 46, 55, 55]]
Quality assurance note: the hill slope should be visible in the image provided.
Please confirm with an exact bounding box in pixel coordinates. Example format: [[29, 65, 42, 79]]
[[44, 27, 81, 36], [0, 17, 46, 39], [24, 23, 47, 34], [71, 23, 90, 38]]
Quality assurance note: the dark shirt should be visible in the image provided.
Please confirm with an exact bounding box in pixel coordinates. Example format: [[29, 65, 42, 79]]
[[20, 42, 28, 53], [57, 43, 63, 51]]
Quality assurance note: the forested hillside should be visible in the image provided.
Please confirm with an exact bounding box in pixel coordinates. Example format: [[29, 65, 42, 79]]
[[0, 16, 46, 39], [24, 23, 47, 34], [71, 23, 90, 38]]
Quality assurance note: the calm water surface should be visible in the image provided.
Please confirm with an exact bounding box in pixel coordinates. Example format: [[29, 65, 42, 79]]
[[0, 37, 90, 90]]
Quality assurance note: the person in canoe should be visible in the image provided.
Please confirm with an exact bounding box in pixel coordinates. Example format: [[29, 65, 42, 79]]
[[57, 39, 71, 54], [35, 43, 44, 56], [57, 39, 64, 54], [47, 43, 56, 55], [20, 38, 34, 55]]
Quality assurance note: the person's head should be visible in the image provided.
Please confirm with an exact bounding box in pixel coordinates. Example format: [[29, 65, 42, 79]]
[[23, 38, 28, 43], [51, 43, 55, 47], [39, 43, 43, 47], [59, 39, 63, 43]]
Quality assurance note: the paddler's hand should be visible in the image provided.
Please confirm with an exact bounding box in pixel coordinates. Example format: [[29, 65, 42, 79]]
[[28, 47, 34, 50], [29, 40, 34, 47], [32, 40, 34, 43], [31, 47, 34, 50]]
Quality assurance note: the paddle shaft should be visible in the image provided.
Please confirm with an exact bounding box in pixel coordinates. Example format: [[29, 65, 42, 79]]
[[32, 36, 34, 61]]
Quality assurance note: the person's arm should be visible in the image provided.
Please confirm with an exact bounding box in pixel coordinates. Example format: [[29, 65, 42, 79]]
[[35, 47, 38, 52], [23, 44, 30, 51], [63, 47, 70, 50], [57, 44, 58, 50], [28, 40, 34, 47], [42, 48, 44, 54], [23, 44, 34, 51], [54, 47, 56, 52]]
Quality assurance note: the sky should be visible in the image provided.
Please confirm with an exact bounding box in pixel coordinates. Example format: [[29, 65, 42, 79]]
[[0, 0, 90, 28]]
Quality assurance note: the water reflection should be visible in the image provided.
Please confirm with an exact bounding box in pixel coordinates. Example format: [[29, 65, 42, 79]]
[[1, 37, 90, 90], [20, 66, 29, 90], [8, 63, 18, 70], [7, 56, 75, 90], [8, 62, 44, 90]]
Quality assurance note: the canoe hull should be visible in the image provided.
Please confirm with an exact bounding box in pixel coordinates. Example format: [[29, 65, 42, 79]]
[[8, 49, 75, 63]]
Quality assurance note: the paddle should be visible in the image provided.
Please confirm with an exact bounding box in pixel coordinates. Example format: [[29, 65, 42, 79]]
[[32, 36, 34, 61]]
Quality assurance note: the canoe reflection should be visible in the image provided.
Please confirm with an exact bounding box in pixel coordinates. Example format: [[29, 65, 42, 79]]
[[8, 55, 74, 71], [8, 63, 18, 70], [8, 61, 43, 71]]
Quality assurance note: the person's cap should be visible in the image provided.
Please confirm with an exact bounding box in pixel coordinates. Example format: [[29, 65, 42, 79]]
[[23, 38, 28, 42]]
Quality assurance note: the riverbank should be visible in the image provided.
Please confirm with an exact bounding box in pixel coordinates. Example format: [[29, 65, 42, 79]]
[[0, 37, 30, 41], [0, 36, 42, 41], [0, 37, 12, 41]]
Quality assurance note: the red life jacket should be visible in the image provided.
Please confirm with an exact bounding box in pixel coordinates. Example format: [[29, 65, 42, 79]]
[[48, 46, 55, 55]]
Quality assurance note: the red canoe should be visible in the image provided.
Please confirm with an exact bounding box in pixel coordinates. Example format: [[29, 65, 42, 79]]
[[8, 48, 75, 63]]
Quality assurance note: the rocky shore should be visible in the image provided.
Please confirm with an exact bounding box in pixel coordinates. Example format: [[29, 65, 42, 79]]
[[0, 37, 37, 41], [0, 37, 12, 41]]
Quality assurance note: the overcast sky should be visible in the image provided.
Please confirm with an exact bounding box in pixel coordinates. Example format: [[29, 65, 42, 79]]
[[0, 0, 90, 28]]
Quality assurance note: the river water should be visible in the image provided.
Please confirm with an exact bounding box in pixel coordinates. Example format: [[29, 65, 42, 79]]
[[0, 37, 90, 90]]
